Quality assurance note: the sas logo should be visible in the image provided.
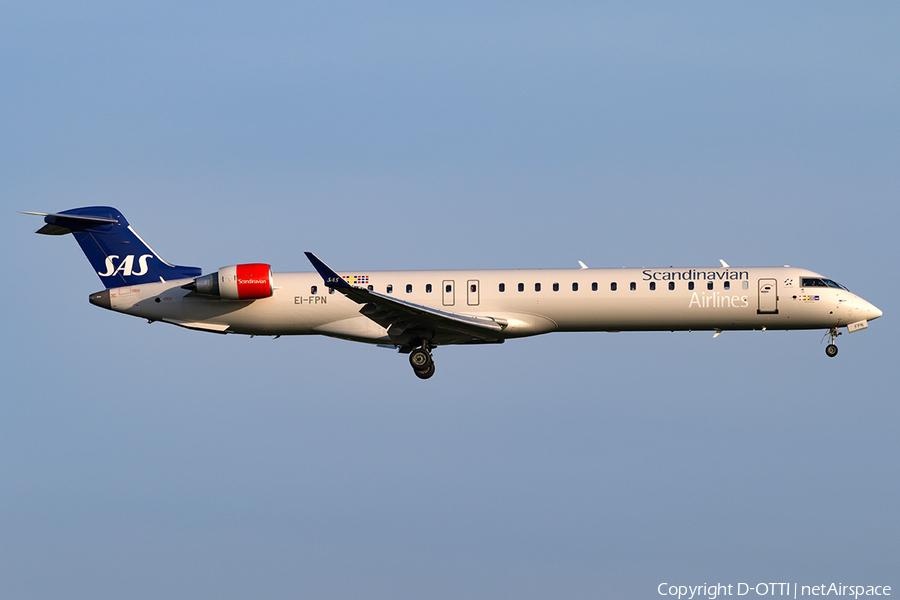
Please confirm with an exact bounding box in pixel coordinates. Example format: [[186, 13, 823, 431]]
[[98, 254, 154, 277]]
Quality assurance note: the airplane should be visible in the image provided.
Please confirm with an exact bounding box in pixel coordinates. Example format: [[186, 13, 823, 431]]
[[24, 206, 883, 379]]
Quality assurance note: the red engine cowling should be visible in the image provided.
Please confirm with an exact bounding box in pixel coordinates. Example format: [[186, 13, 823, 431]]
[[191, 263, 274, 300]]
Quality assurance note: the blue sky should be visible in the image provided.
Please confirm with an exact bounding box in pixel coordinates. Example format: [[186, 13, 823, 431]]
[[2, 2, 898, 598]]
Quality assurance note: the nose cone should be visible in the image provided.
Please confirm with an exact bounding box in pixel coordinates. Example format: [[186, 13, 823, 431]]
[[869, 303, 883, 320]]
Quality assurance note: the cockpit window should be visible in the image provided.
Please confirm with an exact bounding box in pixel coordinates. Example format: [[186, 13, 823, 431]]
[[802, 278, 848, 290]]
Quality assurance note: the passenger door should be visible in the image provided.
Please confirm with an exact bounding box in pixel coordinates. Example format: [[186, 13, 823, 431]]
[[758, 278, 778, 314], [467, 280, 480, 306], [442, 280, 455, 306]]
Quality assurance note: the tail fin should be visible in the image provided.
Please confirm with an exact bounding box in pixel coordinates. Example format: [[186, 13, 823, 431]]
[[27, 206, 201, 288]]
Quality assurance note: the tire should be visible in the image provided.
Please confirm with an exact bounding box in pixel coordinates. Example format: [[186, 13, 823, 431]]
[[825, 344, 838, 358], [414, 363, 436, 379], [409, 348, 432, 369]]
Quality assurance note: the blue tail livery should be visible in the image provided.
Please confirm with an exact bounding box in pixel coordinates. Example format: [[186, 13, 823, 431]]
[[24, 207, 201, 288]]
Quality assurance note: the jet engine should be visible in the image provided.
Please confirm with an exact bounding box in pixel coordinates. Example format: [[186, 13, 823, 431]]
[[185, 263, 274, 300]]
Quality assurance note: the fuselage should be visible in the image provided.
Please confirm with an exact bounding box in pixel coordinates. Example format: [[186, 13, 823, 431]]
[[92, 265, 883, 345]]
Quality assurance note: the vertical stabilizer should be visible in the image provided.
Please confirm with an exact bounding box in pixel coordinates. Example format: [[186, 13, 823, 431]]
[[30, 207, 201, 288]]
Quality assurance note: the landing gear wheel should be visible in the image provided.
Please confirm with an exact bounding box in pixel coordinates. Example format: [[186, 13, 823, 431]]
[[823, 327, 841, 358], [414, 362, 436, 379], [409, 348, 432, 369]]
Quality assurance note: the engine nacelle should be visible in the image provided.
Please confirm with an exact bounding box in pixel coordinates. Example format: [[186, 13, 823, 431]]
[[190, 263, 274, 300]]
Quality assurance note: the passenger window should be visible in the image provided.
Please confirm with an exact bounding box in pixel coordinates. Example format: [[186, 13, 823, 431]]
[[707, 281, 714, 290], [311, 285, 317, 294], [367, 285, 374, 291], [650, 282, 656, 291], [553, 283, 559, 292], [518, 283, 524, 292], [592, 282, 598, 291], [630, 282, 636, 291], [387, 284, 393, 294], [499, 283, 505, 292], [724, 281, 730, 290], [688, 282, 694, 290], [610, 282, 617, 291], [668, 282, 675, 291], [535, 283, 541, 292], [445, 284, 452, 293], [742, 281, 749, 290], [406, 284, 412, 293], [328, 287, 335, 294], [426, 284, 432, 293], [470, 284, 477, 293], [572, 282, 578, 291]]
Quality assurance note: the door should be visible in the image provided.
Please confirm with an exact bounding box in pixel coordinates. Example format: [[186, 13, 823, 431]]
[[442, 280, 455, 306], [758, 278, 778, 314], [467, 280, 480, 306]]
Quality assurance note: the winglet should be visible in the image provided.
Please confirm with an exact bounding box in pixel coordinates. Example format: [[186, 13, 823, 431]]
[[578, 261, 589, 269], [304, 252, 351, 288], [719, 259, 730, 268]]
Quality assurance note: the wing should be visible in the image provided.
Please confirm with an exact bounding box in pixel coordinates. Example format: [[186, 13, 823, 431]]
[[304, 252, 507, 348]]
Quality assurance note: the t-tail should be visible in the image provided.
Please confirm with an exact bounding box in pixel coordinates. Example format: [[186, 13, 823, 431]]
[[24, 206, 201, 288]]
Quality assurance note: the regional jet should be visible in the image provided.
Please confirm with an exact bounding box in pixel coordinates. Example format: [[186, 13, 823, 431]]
[[24, 207, 883, 379]]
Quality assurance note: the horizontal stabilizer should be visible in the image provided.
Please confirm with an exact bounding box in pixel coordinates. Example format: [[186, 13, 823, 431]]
[[21, 211, 120, 235]]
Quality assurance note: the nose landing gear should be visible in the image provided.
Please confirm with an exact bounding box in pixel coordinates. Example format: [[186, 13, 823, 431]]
[[409, 346, 435, 379], [823, 327, 841, 358]]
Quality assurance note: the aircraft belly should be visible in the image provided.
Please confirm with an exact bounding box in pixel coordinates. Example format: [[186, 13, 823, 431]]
[[122, 280, 363, 335]]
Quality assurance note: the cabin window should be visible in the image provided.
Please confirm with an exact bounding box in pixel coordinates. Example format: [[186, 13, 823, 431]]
[[406, 284, 412, 293], [426, 284, 432, 293], [724, 281, 730, 290], [742, 281, 749, 290], [650, 282, 656, 291], [630, 282, 636, 291], [518, 283, 524, 292], [610, 282, 617, 291], [535, 283, 541, 292], [470, 284, 477, 293], [387, 284, 393, 294], [367, 285, 374, 291], [328, 287, 335, 294], [688, 282, 694, 290], [553, 283, 559, 292], [499, 283, 505, 292], [707, 281, 714, 290], [592, 282, 598, 291], [445, 284, 452, 293], [311, 285, 317, 294], [668, 282, 675, 291], [572, 282, 578, 291]]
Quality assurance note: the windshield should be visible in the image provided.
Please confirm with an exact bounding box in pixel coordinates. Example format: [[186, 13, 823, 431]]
[[801, 278, 849, 291]]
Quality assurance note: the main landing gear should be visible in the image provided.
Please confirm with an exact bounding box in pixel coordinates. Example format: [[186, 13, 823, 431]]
[[824, 327, 841, 358], [409, 346, 435, 379]]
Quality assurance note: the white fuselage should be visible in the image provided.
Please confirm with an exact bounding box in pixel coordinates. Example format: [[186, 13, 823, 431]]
[[97, 266, 882, 345]]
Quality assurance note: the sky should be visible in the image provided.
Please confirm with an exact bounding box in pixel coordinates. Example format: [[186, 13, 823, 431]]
[[2, 2, 899, 598]]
